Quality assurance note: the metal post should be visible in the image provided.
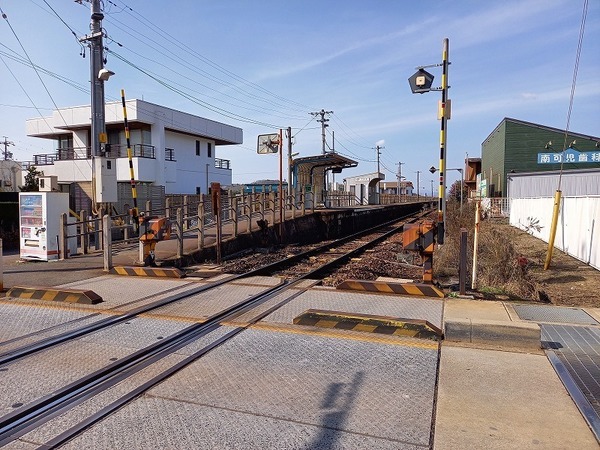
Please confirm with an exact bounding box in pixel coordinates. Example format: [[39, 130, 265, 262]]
[[80, 209, 89, 254], [165, 197, 171, 222], [460, 168, 464, 210], [544, 190, 562, 270], [0, 239, 3, 292], [471, 200, 481, 290], [232, 197, 238, 237], [102, 214, 112, 271], [459, 228, 467, 295], [176, 208, 183, 258], [214, 192, 222, 265], [95, 208, 103, 251], [198, 203, 204, 249], [437, 37, 450, 244], [60, 213, 68, 259], [183, 195, 189, 230]]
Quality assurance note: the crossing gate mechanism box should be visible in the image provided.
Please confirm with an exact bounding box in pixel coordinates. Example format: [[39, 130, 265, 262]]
[[403, 220, 436, 254]]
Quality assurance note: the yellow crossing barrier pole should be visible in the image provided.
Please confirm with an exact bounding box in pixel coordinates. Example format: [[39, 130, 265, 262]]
[[544, 190, 562, 270], [121, 90, 139, 230]]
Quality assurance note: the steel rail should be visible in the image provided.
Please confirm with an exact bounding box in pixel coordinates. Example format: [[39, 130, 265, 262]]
[[0, 210, 423, 367], [0, 211, 424, 447]]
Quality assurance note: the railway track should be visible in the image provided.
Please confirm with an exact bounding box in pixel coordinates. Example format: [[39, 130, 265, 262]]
[[0, 210, 426, 448]]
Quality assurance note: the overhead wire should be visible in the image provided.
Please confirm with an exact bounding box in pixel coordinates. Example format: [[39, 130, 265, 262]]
[[107, 49, 286, 129], [0, 4, 71, 128], [104, 0, 313, 112], [557, 0, 588, 191]]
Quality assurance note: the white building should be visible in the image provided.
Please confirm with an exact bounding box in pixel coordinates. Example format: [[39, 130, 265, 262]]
[[343, 172, 385, 205], [25, 99, 242, 196], [0, 160, 22, 192]]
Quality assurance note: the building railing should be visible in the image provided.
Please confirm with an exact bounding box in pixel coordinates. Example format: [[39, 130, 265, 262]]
[[215, 158, 231, 170]]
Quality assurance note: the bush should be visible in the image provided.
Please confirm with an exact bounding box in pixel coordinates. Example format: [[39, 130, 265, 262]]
[[433, 201, 539, 300]]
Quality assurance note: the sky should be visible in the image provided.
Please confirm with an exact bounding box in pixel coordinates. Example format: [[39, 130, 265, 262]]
[[0, 0, 598, 191]]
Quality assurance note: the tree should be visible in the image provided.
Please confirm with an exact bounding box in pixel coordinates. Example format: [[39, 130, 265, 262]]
[[448, 180, 467, 202], [19, 166, 43, 192]]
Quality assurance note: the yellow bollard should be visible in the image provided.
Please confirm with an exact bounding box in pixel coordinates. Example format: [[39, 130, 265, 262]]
[[544, 190, 562, 270]]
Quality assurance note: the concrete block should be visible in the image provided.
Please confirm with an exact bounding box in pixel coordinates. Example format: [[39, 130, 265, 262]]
[[444, 318, 541, 351]]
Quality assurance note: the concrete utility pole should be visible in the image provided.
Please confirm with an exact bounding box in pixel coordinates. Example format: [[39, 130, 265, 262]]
[[396, 161, 404, 196], [80, 0, 108, 157], [416, 170, 421, 200], [287, 127, 293, 200], [2, 137, 14, 160], [375, 145, 384, 200], [311, 109, 333, 154]]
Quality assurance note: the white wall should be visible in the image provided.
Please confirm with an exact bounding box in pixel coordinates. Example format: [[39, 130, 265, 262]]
[[510, 196, 600, 270]]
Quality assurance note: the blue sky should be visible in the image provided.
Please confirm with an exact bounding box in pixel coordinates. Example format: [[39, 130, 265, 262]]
[[1, 0, 598, 189]]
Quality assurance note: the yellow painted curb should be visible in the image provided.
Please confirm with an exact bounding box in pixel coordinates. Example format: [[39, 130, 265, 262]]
[[6, 286, 103, 305], [111, 266, 186, 278], [336, 279, 444, 298], [293, 309, 442, 340]]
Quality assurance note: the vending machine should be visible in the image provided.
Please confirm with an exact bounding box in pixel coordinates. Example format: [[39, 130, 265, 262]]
[[19, 192, 69, 261]]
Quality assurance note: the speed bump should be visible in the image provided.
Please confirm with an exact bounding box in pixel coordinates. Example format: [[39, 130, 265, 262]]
[[336, 279, 444, 298], [293, 309, 442, 340], [111, 266, 186, 278], [6, 286, 103, 305]]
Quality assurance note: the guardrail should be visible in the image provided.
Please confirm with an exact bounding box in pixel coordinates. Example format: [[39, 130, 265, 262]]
[[57, 189, 316, 268]]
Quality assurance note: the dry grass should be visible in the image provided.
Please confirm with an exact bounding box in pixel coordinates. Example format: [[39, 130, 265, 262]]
[[434, 200, 541, 301]]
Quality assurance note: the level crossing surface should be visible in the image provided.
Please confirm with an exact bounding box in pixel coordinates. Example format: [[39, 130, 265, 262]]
[[0, 262, 598, 448]]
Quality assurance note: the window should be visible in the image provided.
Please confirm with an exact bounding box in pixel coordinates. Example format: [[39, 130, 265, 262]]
[[207, 142, 212, 158], [196, 141, 200, 156], [196, 187, 201, 195]]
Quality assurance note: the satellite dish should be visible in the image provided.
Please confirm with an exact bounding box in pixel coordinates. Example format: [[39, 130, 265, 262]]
[[257, 133, 280, 154]]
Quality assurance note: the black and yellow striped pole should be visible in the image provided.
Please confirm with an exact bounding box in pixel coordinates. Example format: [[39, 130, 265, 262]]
[[437, 38, 450, 244], [120, 89, 138, 228]]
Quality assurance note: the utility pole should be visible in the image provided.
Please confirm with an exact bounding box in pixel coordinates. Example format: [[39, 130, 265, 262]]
[[80, 0, 108, 158], [430, 179, 434, 197], [310, 109, 333, 154], [416, 170, 421, 200], [375, 144, 384, 203], [396, 161, 404, 197], [2, 137, 14, 160], [287, 126, 292, 201]]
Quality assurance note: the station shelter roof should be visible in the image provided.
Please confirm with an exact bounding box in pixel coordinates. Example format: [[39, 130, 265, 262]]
[[292, 153, 358, 193]]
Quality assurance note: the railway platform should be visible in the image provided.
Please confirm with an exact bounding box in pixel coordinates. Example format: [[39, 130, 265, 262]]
[[1, 246, 599, 448]]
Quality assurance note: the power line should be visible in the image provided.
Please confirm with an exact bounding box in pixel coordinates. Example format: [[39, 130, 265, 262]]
[[104, 0, 313, 112], [107, 49, 286, 129], [0, 5, 71, 127]]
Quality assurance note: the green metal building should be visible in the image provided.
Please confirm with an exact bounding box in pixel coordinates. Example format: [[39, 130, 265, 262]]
[[481, 118, 600, 197]]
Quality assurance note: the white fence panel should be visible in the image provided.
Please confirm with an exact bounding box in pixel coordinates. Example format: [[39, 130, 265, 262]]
[[510, 197, 600, 270]]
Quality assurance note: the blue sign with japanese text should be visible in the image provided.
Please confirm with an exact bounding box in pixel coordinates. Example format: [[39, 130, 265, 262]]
[[537, 148, 600, 164]]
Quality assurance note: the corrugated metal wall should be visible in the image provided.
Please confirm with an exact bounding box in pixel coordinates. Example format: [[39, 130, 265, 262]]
[[507, 169, 600, 198], [481, 121, 506, 196], [510, 196, 600, 270]]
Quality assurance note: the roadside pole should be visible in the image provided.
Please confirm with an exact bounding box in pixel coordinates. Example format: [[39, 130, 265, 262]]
[[471, 200, 481, 290], [0, 239, 3, 292]]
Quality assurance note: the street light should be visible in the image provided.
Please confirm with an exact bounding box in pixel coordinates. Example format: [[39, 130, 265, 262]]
[[429, 165, 463, 209]]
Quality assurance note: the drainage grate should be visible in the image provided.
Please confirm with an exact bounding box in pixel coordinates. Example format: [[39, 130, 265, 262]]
[[513, 304, 598, 325], [542, 324, 600, 440]]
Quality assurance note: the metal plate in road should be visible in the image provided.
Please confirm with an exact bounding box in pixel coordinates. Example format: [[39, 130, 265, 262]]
[[542, 324, 600, 441], [514, 304, 598, 326]]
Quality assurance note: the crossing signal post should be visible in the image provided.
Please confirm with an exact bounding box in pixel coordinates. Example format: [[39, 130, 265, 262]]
[[409, 38, 451, 244]]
